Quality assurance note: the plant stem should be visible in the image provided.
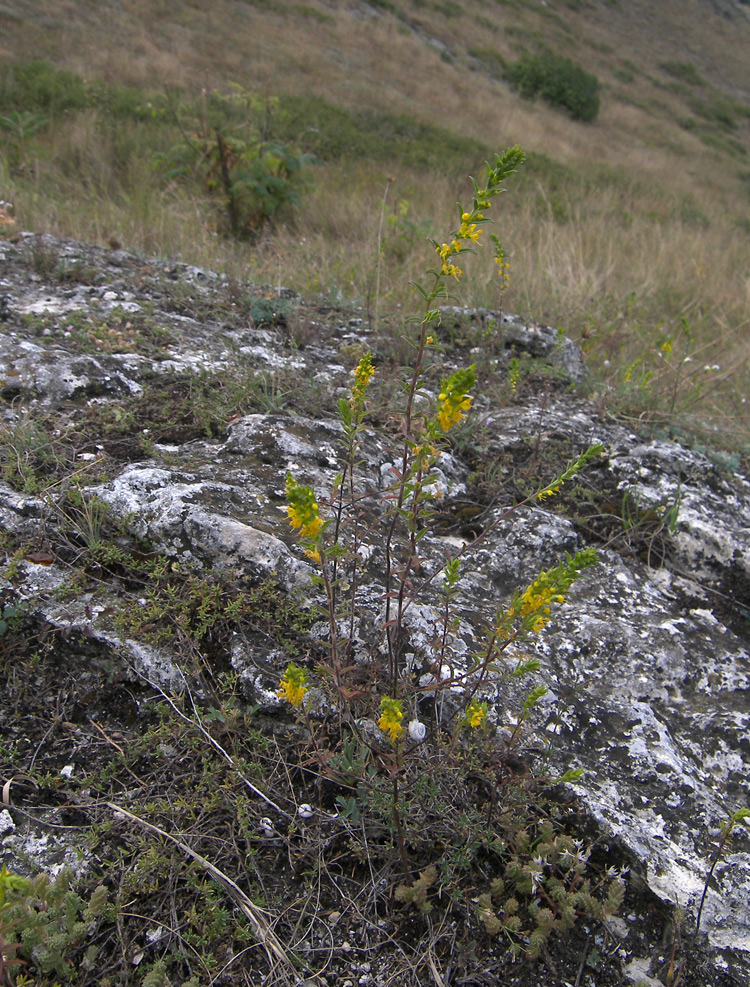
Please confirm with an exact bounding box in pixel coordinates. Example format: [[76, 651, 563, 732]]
[[391, 774, 411, 879], [694, 810, 750, 938], [384, 278, 440, 691]]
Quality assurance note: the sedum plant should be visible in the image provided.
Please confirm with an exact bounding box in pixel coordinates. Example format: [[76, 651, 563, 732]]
[[0, 865, 107, 984], [278, 147, 617, 956]]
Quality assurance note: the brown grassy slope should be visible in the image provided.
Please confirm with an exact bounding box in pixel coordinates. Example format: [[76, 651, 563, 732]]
[[1, 0, 749, 442], [2, 0, 749, 192]]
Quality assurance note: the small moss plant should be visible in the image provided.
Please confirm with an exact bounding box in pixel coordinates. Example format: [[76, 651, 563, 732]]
[[279, 148, 615, 957]]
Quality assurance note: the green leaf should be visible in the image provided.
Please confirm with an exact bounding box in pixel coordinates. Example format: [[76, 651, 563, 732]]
[[555, 768, 584, 784], [522, 684, 548, 711], [512, 658, 541, 676], [338, 396, 352, 427]]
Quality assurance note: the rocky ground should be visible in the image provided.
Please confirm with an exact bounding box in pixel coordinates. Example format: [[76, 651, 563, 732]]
[[1, 232, 749, 986]]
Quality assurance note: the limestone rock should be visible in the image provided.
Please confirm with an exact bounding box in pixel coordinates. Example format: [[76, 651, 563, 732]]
[[1, 233, 749, 982]]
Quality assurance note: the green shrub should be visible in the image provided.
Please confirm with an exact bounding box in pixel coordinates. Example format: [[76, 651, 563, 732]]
[[506, 52, 600, 122], [0, 110, 48, 169], [0, 59, 88, 115], [0, 598, 27, 638], [0, 865, 107, 981], [87, 81, 166, 122], [156, 87, 314, 239]]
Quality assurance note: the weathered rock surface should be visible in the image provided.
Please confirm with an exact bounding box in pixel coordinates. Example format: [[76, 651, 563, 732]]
[[2, 233, 749, 983]]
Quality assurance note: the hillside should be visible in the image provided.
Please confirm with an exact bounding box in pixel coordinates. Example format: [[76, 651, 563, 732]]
[[3, 5, 750, 983], [1, 0, 750, 435], [2, 0, 750, 189]]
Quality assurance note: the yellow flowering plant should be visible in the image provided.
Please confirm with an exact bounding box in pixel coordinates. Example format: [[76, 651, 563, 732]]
[[277, 662, 308, 708], [436, 365, 476, 433], [285, 474, 322, 543], [496, 550, 598, 641], [378, 696, 404, 743], [278, 149, 613, 927], [279, 144, 601, 726], [464, 700, 488, 730]]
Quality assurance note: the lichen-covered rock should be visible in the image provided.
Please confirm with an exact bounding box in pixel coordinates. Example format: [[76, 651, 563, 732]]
[[2, 234, 749, 982]]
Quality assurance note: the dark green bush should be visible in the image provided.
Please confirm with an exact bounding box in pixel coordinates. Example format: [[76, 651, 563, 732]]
[[506, 52, 600, 122], [0, 59, 169, 126], [0, 60, 87, 115]]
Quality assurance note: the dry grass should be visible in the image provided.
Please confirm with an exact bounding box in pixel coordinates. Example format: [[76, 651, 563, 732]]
[[1, 0, 749, 443]]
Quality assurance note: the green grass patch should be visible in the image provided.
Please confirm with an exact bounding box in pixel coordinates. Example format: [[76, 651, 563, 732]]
[[686, 91, 750, 131], [659, 60, 707, 87], [0, 58, 164, 122], [274, 93, 490, 173], [468, 46, 508, 79]]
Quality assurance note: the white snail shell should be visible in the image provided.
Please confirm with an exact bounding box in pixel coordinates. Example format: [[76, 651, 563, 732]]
[[408, 719, 427, 742]]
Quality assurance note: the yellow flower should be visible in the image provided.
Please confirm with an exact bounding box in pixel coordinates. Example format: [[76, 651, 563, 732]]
[[458, 221, 482, 243], [436, 238, 465, 279], [537, 483, 562, 502], [378, 696, 404, 743], [436, 365, 476, 432], [465, 701, 487, 729], [503, 551, 596, 638], [353, 352, 375, 394], [287, 503, 322, 537], [508, 359, 521, 394], [278, 663, 308, 707], [437, 395, 471, 430], [286, 474, 323, 540], [350, 352, 375, 419]]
